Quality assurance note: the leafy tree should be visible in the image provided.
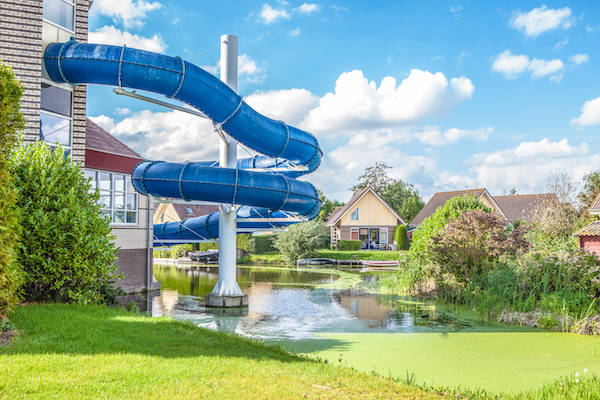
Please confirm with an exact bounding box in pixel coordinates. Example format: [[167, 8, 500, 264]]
[[316, 189, 343, 222], [274, 220, 328, 264], [430, 210, 528, 283], [10, 142, 120, 304], [393, 224, 409, 250], [579, 171, 600, 210], [528, 195, 578, 253], [0, 62, 24, 318], [351, 162, 424, 222], [409, 194, 491, 265]]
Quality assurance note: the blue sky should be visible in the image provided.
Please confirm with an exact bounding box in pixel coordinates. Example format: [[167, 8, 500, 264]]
[[86, 0, 600, 201]]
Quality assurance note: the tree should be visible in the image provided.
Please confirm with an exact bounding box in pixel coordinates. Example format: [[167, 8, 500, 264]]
[[430, 210, 528, 282], [274, 220, 328, 264], [579, 171, 600, 210], [393, 224, 409, 250], [10, 142, 120, 304], [409, 194, 491, 265], [316, 189, 343, 222], [351, 162, 425, 222], [0, 62, 24, 318]]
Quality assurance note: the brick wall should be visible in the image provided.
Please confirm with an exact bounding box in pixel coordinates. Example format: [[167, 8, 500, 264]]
[[72, 0, 90, 164]]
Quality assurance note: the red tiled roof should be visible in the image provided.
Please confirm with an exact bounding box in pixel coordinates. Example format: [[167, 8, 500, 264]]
[[493, 194, 555, 223], [171, 204, 219, 220], [85, 118, 143, 159], [325, 187, 369, 226], [410, 188, 486, 226]]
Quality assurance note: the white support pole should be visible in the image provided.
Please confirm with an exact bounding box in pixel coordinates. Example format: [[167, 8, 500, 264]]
[[210, 34, 243, 298]]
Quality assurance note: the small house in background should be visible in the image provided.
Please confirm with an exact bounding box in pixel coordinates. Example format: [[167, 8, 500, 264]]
[[154, 203, 219, 224], [326, 186, 405, 250], [575, 193, 600, 257], [84, 118, 159, 293], [410, 188, 554, 231]]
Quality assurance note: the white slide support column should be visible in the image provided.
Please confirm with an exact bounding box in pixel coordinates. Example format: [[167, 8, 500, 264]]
[[208, 34, 245, 303]]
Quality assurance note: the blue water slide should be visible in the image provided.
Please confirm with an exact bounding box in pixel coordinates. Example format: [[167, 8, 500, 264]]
[[43, 40, 322, 244]]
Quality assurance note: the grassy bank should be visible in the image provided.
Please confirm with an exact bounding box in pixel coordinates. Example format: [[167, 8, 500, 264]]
[[238, 250, 407, 265], [0, 304, 437, 400]]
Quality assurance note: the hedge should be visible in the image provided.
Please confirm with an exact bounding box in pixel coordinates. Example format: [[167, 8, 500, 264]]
[[337, 240, 362, 251], [393, 224, 409, 250]]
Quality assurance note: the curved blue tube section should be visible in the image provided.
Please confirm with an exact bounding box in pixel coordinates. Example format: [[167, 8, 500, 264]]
[[43, 40, 322, 243]]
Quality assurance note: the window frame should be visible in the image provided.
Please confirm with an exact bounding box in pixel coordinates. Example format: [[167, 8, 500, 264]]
[[350, 207, 359, 221], [85, 168, 139, 226], [40, 78, 73, 154], [42, 0, 76, 34]]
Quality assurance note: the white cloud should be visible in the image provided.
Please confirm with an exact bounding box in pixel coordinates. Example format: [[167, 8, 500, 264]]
[[246, 89, 319, 126], [91, 0, 161, 28], [301, 69, 474, 133], [289, 27, 301, 36], [115, 107, 131, 115], [294, 3, 319, 14], [201, 54, 266, 83], [570, 53, 590, 65], [415, 127, 493, 146], [89, 111, 220, 162], [492, 50, 564, 81], [492, 50, 530, 78], [89, 26, 167, 53], [510, 5, 573, 37], [571, 97, 600, 128], [469, 138, 596, 194], [554, 37, 569, 49], [260, 3, 290, 24]]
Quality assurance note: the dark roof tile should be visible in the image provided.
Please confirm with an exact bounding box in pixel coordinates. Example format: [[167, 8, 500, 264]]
[[85, 118, 143, 159]]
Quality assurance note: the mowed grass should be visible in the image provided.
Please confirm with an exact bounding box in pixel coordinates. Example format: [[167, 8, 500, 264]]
[[315, 250, 407, 261], [0, 304, 439, 400]]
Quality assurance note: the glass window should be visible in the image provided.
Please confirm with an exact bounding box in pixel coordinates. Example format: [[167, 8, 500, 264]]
[[43, 0, 75, 31], [351, 208, 359, 220], [40, 112, 71, 146], [85, 169, 138, 225], [41, 82, 72, 116], [380, 229, 388, 245]]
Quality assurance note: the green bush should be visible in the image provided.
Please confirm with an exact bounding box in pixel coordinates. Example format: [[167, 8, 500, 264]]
[[393, 224, 409, 250], [274, 221, 328, 264], [0, 61, 24, 318], [248, 234, 277, 254], [171, 244, 193, 258], [10, 142, 119, 304], [337, 240, 361, 251], [409, 194, 490, 265]]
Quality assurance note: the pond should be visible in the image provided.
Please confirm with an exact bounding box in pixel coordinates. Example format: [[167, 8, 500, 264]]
[[150, 264, 600, 393]]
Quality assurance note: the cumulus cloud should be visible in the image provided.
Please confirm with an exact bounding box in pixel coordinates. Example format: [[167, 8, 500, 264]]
[[301, 69, 474, 133], [492, 50, 564, 81], [246, 88, 319, 126], [201, 54, 266, 83], [91, 0, 161, 28], [571, 97, 600, 128], [570, 53, 590, 65], [289, 27, 301, 36], [89, 111, 220, 162], [415, 127, 493, 146], [260, 3, 290, 23], [88, 26, 167, 52], [469, 138, 596, 194], [294, 3, 319, 14], [510, 5, 573, 37]]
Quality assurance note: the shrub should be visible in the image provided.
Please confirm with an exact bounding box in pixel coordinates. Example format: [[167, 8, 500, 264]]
[[10, 142, 119, 303], [527, 196, 578, 253], [337, 240, 361, 251], [0, 62, 24, 318], [430, 210, 529, 283], [409, 194, 490, 265], [393, 224, 409, 250], [171, 244, 193, 258], [247, 234, 277, 254], [274, 221, 328, 264]]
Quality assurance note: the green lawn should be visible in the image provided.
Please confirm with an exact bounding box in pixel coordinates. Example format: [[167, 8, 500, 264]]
[[315, 249, 407, 261], [0, 304, 438, 400]]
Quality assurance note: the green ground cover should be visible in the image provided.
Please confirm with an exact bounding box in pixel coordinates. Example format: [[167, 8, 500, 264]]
[[238, 250, 407, 265], [0, 304, 438, 400]]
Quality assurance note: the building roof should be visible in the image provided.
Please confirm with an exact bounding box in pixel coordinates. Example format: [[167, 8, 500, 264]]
[[590, 193, 600, 213], [574, 221, 600, 237], [493, 194, 554, 223], [410, 188, 486, 227], [85, 118, 143, 159], [170, 204, 220, 220], [325, 186, 405, 226]]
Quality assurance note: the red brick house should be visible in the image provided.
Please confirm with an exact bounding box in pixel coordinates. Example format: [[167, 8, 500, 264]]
[[575, 194, 600, 257]]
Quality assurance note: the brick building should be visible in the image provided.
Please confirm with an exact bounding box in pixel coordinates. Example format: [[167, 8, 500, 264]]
[[0, 0, 156, 293]]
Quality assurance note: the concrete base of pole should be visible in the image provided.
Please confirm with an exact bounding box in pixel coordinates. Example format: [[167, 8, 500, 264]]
[[205, 293, 248, 308]]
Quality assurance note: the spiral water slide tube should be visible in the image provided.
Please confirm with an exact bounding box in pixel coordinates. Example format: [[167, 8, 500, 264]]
[[44, 40, 322, 245]]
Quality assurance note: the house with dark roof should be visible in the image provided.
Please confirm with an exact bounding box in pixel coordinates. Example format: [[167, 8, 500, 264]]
[[410, 188, 554, 228], [574, 193, 600, 257], [325, 186, 405, 249], [154, 203, 220, 224], [84, 118, 159, 293]]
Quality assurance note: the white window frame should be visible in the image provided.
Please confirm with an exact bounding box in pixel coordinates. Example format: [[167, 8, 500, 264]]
[[42, 0, 76, 34], [40, 79, 73, 156], [351, 207, 359, 221], [380, 228, 388, 245], [85, 168, 139, 226]]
